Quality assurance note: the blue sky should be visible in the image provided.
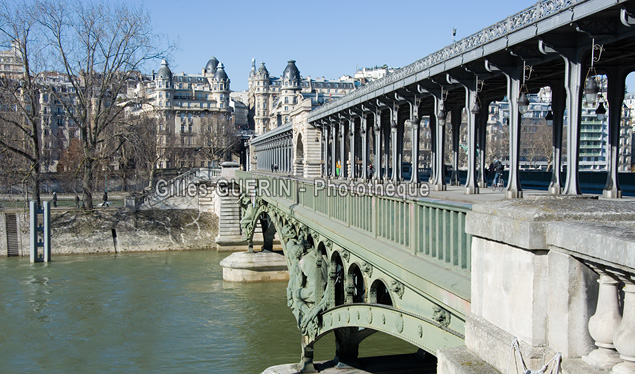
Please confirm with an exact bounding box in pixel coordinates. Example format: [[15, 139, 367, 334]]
[[133, 0, 635, 92]]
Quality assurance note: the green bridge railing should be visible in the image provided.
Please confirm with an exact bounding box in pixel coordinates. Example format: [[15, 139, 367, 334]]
[[237, 172, 472, 275]]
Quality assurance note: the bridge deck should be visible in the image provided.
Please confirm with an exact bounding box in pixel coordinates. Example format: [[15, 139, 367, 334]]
[[249, 171, 635, 206], [424, 184, 635, 204]]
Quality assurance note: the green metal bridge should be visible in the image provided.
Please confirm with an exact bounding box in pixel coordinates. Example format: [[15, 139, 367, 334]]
[[237, 171, 472, 370]]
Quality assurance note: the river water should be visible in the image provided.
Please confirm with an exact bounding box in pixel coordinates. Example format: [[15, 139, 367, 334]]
[[0, 251, 416, 373]]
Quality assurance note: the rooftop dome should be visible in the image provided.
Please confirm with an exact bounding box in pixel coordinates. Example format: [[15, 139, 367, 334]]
[[214, 63, 229, 82], [258, 62, 269, 76], [157, 59, 172, 80], [282, 60, 300, 88], [205, 57, 219, 75]]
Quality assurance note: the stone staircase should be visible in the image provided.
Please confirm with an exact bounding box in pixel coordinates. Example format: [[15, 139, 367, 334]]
[[198, 184, 217, 214], [134, 168, 220, 211]]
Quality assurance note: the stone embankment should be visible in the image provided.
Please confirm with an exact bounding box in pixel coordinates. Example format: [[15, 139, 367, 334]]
[[1, 208, 218, 256]]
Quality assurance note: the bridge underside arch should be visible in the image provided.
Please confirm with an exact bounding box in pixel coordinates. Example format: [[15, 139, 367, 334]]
[[309, 304, 464, 358], [370, 279, 393, 306]]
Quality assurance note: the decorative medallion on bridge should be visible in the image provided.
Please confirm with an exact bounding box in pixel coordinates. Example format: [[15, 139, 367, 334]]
[[361, 261, 373, 277], [324, 314, 332, 327], [367, 308, 373, 324], [394, 313, 404, 333], [324, 239, 332, 251], [433, 306, 451, 328], [418, 325, 424, 338], [390, 280, 405, 299], [341, 249, 350, 262], [309, 229, 319, 243]]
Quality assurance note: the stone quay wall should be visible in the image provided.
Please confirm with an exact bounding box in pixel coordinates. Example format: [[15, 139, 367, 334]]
[[1, 208, 219, 256]]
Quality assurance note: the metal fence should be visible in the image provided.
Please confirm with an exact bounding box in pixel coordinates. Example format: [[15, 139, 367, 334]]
[[237, 172, 472, 274]]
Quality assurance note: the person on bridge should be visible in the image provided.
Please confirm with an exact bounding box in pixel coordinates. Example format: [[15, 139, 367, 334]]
[[493, 160, 504, 186], [336, 160, 341, 177], [52, 191, 57, 207]]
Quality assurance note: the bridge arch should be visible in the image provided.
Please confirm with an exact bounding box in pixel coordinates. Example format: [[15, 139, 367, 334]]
[[346, 262, 365, 304], [369, 279, 393, 306], [294, 133, 305, 177], [329, 250, 345, 307], [295, 133, 304, 160]]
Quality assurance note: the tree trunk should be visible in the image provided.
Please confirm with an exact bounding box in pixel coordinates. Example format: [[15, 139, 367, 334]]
[[31, 167, 41, 207], [82, 158, 94, 210], [29, 108, 42, 206]]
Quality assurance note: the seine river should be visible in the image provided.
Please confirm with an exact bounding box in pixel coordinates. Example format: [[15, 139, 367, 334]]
[[0, 251, 416, 373]]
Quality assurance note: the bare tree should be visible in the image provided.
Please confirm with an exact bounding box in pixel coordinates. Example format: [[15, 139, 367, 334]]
[[39, 0, 169, 209], [201, 114, 239, 165], [486, 122, 509, 165], [118, 112, 159, 189], [521, 119, 551, 169], [534, 123, 553, 170], [0, 0, 44, 204]]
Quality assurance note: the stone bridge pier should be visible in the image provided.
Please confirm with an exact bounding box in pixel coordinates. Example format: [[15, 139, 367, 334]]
[[439, 196, 635, 374]]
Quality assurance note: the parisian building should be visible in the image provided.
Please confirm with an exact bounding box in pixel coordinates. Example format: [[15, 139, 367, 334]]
[[149, 58, 233, 168], [247, 59, 356, 135], [0, 42, 23, 79]]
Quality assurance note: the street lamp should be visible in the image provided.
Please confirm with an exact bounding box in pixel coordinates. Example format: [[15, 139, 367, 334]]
[[584, 38, 604, 107], [471, 100, 481, 115], [518, 92, 530, 115], [518, 61, 532, 115], [437, 108, 446, 126], [584, 78, 599, 106]]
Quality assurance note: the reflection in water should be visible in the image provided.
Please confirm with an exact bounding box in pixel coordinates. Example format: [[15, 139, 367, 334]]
[[0, 251, 416, 373]]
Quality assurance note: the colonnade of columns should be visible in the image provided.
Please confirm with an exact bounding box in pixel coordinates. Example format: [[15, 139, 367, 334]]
[[253, 131, 293, 173], [313, 56, 631, 199]]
